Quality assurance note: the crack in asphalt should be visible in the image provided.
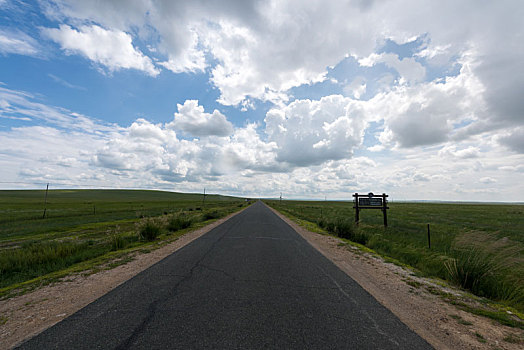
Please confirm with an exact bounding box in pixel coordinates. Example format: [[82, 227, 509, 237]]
[[316, 262, 400, 347], [288, 229, 401, 348], [114, 209, 337, 349], [114, 214, 245, 349]]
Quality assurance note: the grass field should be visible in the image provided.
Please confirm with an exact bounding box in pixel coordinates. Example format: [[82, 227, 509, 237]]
[[0, 189, 248, 296], [265, 200, 524, 315]]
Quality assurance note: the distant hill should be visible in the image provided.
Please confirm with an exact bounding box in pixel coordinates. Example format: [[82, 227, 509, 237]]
[[0, 189, 243, 204]]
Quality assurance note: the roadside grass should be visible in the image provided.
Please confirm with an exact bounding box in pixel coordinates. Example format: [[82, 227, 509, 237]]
[[0, 190, 250, 298], [452, 301, 524, 330], [445, 234, 522, 304], [449, 314, 474, 325], [265, 200, 524, 317], [475, 332, 486, 343], [503, 333, 523, 344], [137, 218, 162, 241], [167, 214, 192, 232]]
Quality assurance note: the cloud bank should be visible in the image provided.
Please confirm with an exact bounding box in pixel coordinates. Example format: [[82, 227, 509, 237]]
[[0, 0, 523, 200], [1, 84, 523, 200]]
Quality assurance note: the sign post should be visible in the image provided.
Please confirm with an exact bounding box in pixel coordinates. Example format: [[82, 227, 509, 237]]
[[353, 192, 389, 227], [354, 192, 360, 223]]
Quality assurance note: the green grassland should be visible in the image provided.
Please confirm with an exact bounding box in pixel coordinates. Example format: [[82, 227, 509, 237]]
[[0, 189, 248, 297], [265, 200, 524, 315]]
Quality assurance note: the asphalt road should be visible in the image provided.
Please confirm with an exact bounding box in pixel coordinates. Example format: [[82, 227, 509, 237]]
[[18, 201, 432, 349]]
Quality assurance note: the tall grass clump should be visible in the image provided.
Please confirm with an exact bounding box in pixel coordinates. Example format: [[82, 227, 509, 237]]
[[137, 218, 162, 241], [317, 218, 335, 232], [0, 241, 108, 287], [106, 225, 127, 251], [109, 234, 126, 251], [333, 218, 353, 237], [445, 247, 500, 294], [167, 214, 192, 232], [317, 217, 368, 244], [445, 232, 524, 308], [202, 210, 222, 221], [316, 217, 326, 229]]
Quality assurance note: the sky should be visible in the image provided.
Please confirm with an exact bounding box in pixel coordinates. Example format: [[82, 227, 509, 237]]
[[0, 0, 523, 201]]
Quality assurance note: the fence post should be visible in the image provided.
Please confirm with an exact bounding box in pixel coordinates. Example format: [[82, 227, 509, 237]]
[[42, 183, 49, 219], [382, 193, 388, 227], [427, 224, 431, 249]]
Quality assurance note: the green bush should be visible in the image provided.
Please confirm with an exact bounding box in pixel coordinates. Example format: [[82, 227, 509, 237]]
[[350, 231, 369, 245], [138, 219, 161, 241], [325, 221, 335, 232], [203, 210, 221, 220], [317, 217, 368, 245], [336, 218, 368, 244], [167, 214, 191, 232], [334, 218, 353, 237]]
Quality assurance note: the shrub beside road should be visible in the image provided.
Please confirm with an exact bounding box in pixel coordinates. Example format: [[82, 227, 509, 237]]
[[0, 190, 249, 298]]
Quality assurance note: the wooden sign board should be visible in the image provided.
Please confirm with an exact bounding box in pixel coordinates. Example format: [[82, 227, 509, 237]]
[[358, 197, 382, 207], [353, 192, 389, 226]]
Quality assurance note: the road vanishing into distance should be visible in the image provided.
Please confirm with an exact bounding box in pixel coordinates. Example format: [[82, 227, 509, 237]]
[[18, 201, 432, 349]]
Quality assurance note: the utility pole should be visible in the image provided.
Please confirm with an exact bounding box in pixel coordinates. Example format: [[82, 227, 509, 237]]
[[202, 188, 206, 206], [280, 192, 282, 204], [42, 183, 49, 219]]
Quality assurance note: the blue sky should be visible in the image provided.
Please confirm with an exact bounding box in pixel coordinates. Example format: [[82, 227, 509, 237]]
[[1, 0, 523, 201]]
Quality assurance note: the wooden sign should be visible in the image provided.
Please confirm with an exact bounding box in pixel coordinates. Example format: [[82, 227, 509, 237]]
[[353, 192, 389, 227], [358, 197, 382, 207]]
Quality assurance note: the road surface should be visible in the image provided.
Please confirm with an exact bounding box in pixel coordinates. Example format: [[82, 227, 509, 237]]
[[18, 201, 432, 349]]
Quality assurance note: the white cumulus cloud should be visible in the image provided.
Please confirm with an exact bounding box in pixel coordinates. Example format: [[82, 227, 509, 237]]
[[167, 100, 234, 137], [265, 95, 367, 166], [42, 24, 159, 76], [370, 56, 485, 148], [36, 0, 524, 120]]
